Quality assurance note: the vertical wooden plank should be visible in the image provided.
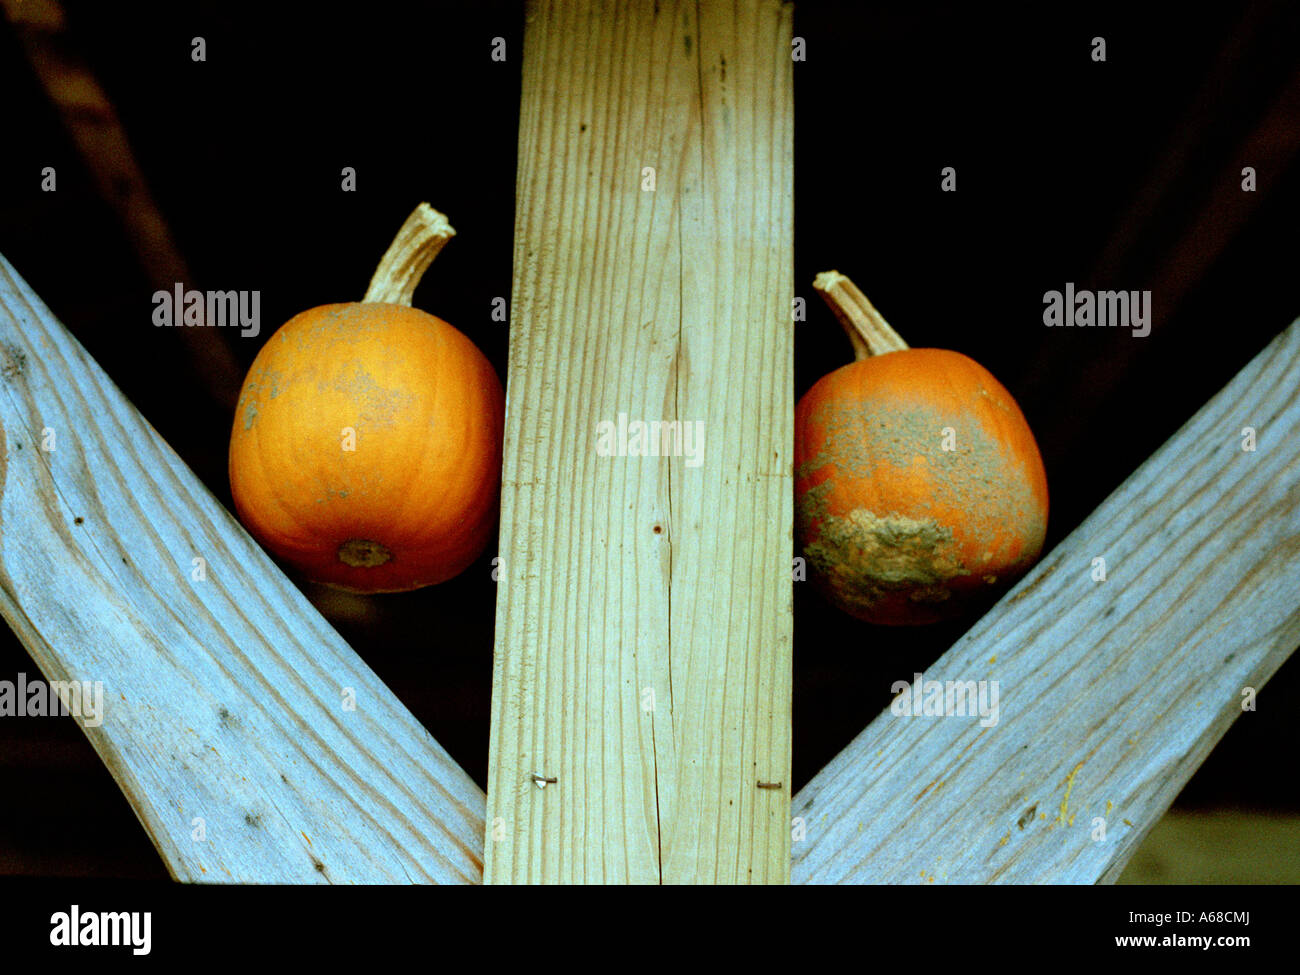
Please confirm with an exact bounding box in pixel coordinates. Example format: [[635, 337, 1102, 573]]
[[487, 0, 794, 883]]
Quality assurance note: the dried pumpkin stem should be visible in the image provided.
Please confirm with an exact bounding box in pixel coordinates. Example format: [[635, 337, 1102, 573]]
[[363, 203, 456, 306], [813, 270, 909, 360]]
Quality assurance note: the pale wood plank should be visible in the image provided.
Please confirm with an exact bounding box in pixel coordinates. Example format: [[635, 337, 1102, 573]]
[[792, 319, 1300, 884], [0, 254, 485, 883], [486, 0, 794, 884]]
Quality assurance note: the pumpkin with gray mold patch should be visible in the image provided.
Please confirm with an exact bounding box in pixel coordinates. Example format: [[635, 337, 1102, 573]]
[[795, 273, 1048, 625]]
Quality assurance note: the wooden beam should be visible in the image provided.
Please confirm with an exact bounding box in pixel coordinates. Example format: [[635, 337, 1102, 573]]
[[0, 254, 484, 883], [486, 0, 795, 883], [2, 0, 245, 412], [792, 318, 1300, 884]]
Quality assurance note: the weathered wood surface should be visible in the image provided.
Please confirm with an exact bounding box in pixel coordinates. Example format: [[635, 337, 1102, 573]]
[[486, 0, 795, 883], [0, 254, 485, 883], [792, 318, 1300, 884]]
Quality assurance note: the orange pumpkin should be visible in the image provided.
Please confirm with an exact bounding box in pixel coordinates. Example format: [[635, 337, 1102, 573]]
[[795, 271, 1047, 625], [229, 204, 504, 592]]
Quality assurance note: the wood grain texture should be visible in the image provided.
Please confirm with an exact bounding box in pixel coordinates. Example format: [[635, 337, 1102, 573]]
[[792, 318, 1300, 884], [0, 254, 484, 883], [486, 0, 795, 883]]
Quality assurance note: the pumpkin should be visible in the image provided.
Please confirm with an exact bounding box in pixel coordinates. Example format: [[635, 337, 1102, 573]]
[[794, 271, 1048, 625], [229, 204, 504, 593]]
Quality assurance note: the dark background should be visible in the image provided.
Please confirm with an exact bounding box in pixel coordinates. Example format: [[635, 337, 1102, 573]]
[[0, 0, 1297, 878]]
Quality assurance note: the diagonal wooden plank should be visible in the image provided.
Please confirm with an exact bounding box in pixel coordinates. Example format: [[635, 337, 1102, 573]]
[[0, 253, 485, 883], [793, 318, 1300, 884], [486, 0, 794, 884], [2, 0, 245, 411]]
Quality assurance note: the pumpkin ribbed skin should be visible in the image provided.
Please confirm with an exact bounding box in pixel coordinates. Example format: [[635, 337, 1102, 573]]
[[794, 348, 1047, 625], [229, 302, 504, 592]]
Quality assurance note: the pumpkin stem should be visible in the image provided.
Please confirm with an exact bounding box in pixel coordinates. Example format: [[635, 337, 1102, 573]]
[[813, 270, 909, 360], [363, 203, 456, 306]]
